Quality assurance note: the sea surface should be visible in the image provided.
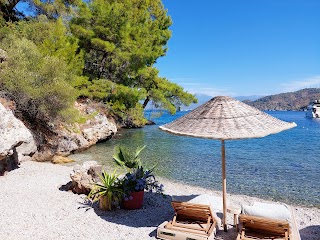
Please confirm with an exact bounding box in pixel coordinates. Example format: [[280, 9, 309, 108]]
[[71, 110, 320, 208]]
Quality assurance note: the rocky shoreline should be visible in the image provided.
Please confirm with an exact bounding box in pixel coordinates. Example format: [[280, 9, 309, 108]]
[[0, 161, 319, 240], [0, 100, 117, 175]]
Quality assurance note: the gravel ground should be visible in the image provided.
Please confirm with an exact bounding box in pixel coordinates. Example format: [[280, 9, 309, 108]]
[[0, 161, 319, 240]]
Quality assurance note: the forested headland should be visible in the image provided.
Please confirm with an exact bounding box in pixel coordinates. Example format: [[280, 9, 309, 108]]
[[0, 0, 197, 129]]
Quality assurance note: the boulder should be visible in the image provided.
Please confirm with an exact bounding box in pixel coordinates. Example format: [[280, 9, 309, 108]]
[[81, 111, 117, 143], [16, 136, 38, 162], [54, 134, 89, 156], [53, 101, 117, 156], [0, 103, 36, 174], [69, 161, 102, 194]]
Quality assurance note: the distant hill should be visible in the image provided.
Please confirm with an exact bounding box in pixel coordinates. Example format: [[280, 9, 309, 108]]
[[243, 88, 320, 110], [235, 95, 264, 101], [181, 93, 213, 110], [181, 94, 263, 110]]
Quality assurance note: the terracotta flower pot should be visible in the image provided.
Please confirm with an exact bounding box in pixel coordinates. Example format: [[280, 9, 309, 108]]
[[123, 191, 144, 210]]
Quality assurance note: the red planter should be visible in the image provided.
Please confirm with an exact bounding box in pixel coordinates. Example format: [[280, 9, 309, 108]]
[[123, 191, 144, 210]]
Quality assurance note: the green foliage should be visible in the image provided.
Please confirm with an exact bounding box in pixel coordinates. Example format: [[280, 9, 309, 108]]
[[88, 170, 124, 210], [0, 0, 197, 128], [108, 83, 146, 110], [32, 0, 82, 19], [71, 0, 172, 83], [80, 78, 147, 126], [125, 104, 148, 126], [0, 13, 5, 26], [0, 0, 82, 22], [0, 16, 85, 81], [113, 145, 164, 196], [113, 145, 146, 170], [0, 35, 78, 121], [138, 67, 197, 114]]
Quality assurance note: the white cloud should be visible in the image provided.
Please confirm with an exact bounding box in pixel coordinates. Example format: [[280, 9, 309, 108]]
[[168, 77, 236, 97], [281, 76, 320, 92], [188, 87, 235, 97]]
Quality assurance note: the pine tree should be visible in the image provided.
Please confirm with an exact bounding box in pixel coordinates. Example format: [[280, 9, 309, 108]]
[[71, 0, 172, 83]]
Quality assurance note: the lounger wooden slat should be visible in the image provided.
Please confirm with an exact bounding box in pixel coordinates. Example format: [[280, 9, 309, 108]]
[[157, 201, 217, 240], [166, 221, 216, 236], [239, 215, 290, 238], [170, 201, 215, 233], [237, 210, 301, 240]]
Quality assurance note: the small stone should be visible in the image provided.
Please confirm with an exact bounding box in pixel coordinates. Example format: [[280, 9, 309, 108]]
[[51, 155, 75, 164]]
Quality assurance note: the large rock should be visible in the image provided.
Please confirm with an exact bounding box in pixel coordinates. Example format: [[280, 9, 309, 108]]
[[0, 98, 117, 163], [69, 161, 102, 195], [0, 103, 37, 174], [53, 101, 117, 156]]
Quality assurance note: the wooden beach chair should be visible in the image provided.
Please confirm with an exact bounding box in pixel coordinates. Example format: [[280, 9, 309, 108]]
[[237, 202, 301, 240], [157, 201, 217, 240]]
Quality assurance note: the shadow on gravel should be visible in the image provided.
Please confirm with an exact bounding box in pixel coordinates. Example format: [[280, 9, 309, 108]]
[[88, 192, 174, 228], [80, 192, 239, 240], [299, 225, 320, 240]]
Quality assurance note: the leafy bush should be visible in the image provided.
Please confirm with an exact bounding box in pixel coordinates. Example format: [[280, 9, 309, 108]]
[[82, 79, 147, 126], [1, 16, 84, 78], [0, 35, 78, 122]]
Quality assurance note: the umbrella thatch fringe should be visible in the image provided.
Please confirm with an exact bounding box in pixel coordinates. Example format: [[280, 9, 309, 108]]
[[159, 96, 296, 140]]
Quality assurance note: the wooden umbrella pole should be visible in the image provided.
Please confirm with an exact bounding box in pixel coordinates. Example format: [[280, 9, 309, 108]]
[[221, 139, 227, 232]]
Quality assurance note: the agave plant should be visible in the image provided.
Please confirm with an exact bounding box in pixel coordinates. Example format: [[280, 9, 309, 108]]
[[113, 145, 163, 199], [88, 169, 124, 210], [113, 145, 146, 170]]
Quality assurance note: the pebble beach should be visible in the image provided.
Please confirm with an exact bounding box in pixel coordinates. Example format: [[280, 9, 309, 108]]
[[0, 161, 319, 240]]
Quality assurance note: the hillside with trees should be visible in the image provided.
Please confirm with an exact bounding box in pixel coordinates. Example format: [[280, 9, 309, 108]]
[[243, 88, 320, 110]]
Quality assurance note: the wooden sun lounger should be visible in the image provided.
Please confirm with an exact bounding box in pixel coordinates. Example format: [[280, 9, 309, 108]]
[[157, 201, 217, 240], [237, 207, 301, 240]]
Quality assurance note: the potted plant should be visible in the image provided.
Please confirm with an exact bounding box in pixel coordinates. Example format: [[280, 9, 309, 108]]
[[121, 166, 164, 209], [88, 169, 124, 211], [113, 145, 164, 209]]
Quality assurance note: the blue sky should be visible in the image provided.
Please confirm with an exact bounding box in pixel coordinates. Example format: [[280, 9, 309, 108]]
[[156, 0, 320, 97]]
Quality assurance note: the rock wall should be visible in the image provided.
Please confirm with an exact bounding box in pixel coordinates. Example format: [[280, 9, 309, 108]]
[[0, 103, 37, 175], [58, 101, 117, 154], [32, 100, 117, 161]]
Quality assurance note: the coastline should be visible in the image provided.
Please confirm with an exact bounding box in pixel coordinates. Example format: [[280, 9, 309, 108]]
[[0, 161, 319, 240]]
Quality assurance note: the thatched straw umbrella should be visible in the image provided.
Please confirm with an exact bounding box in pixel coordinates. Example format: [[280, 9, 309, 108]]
[[159, 96, 296, 231]]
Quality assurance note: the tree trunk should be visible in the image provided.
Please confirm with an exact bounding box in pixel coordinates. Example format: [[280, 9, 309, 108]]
[[142, 96, 150, 109], [98, 52, 108, 79]]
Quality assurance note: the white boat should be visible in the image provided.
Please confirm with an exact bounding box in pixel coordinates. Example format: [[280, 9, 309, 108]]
[[306, 99, 320, 118]]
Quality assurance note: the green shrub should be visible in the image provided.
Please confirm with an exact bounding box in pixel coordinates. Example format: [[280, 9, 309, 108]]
[[0, 35, 78, 122]]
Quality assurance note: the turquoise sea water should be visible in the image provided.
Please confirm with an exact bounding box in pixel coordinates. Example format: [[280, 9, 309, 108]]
[[71, 110, 320, 208]]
